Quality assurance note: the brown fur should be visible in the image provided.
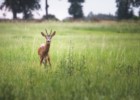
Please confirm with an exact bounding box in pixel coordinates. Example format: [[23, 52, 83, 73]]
[[38, 43, 51, 66]]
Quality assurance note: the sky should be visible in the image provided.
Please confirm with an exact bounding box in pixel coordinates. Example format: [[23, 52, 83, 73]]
[[46, 0, 117, 20], [0, 0, 119, 20]]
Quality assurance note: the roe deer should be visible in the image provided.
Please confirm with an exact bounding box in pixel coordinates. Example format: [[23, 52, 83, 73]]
[[38, 29, 56, 66]]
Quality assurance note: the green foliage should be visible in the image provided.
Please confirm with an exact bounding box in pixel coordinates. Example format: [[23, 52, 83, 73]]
[[0, 21, 140, 100], [132, 0, 140, 7], [116, 0, 134, 19], [21, 0, 40, 19], [116, 0, 140, 19], [68, 2, 84, 19], [0, 0, 40, 19], [68, 0, 84, 19]]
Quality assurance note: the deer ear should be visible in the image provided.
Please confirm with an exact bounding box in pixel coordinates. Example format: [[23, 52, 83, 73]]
[[41, 32, 46, 37], [51, 31, 56, 37]]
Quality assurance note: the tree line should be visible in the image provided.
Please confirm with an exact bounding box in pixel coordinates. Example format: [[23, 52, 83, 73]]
[[0, 0, 140, 20]]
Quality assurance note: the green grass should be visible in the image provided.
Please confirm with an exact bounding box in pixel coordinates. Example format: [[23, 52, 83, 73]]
[[0, 21, 140, 100]]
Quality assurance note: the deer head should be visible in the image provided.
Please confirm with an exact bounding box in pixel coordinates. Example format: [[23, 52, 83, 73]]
[[41, 29, 56, 43]]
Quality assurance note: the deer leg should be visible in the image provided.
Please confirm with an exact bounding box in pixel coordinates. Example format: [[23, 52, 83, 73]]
[[48, 55, 51, 66], [40, 57, 44, 66], [45, 57, 48, 64], [43, 57, 48, 67]]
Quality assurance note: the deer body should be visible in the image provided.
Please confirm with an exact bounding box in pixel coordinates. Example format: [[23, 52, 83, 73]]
[[38, 30, 56, 66]]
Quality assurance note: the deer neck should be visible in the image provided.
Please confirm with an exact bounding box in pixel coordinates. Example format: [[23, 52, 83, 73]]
[[44, 42, 50, 54]]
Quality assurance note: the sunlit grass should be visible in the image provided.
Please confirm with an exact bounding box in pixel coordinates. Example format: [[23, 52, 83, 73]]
[[0, 21, 140, 100]]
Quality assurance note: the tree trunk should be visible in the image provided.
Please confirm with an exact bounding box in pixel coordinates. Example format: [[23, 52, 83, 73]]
[[46, 0, 49, 16], [23, 10, 28, 19], [139, 9, 140, 17], [12, 10, 17, 19]]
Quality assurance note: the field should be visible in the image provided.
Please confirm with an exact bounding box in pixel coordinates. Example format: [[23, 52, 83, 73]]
[[0, 20, 140, 100]]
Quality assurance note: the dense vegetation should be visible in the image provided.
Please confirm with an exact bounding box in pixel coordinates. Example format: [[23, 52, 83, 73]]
[[0, 21, 140, 100]]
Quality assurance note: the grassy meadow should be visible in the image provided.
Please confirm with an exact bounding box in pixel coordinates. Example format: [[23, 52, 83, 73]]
[[0, 20, 140, 100]]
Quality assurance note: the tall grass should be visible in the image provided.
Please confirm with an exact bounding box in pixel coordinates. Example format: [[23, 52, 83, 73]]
[[0, 21, 140, 100]]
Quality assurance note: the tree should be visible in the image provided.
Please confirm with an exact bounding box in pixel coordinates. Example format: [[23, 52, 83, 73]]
[[20, 0, 40, 19], [132, 0, 140, 7], [45, 0, 49, 16], [116, 0, 133, 19], [132, 0, 140, 16], [0, 0, 21, 19], [0, 0, 40, 19], [42, 0, 57, 20], [68, 0, 84, 19]]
